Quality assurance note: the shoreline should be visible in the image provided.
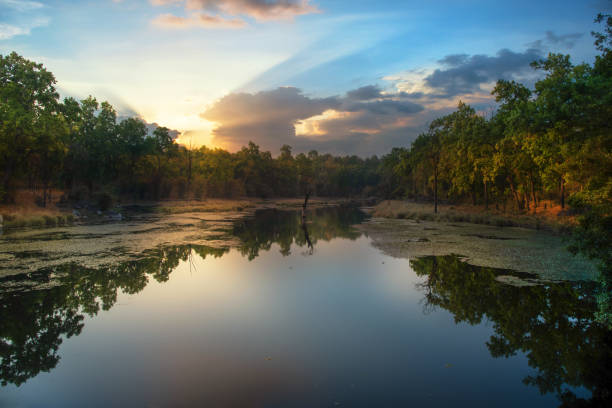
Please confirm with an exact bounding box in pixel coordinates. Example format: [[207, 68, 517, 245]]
[[0, 197, 374, 232], [368, 200, 576, 234], [1, 196, 575, 233]]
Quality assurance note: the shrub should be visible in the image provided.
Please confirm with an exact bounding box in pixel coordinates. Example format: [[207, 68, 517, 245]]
[[95, 192, 114, 211], [43, 215, 57, 226], [30, 217, 45, 227]]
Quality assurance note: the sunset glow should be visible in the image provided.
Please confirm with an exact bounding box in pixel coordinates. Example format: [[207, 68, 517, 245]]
[[1, 0, 605, 154]]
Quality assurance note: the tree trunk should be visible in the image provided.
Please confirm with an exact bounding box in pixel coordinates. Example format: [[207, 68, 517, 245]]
[[42, 180, 48, 208], [2, 158, 14, 203], [301, 191, 310, 225], [433, 167, 438, 214], [187, 150, 192, 187], [530, 176, 537, 210], [560, 178, 565, 210], [301, 218, 313, 253], [484, 180, 488, 211], [508, 177, 521, 211]]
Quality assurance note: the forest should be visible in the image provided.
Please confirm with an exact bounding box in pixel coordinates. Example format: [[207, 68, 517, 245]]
[[1, 16, 610, 271]]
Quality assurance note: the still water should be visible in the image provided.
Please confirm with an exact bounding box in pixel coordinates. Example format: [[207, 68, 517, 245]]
[[0, 208, 609, 407]]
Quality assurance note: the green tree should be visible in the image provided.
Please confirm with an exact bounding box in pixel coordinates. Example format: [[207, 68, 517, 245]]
[[0, 52, 60, 202]]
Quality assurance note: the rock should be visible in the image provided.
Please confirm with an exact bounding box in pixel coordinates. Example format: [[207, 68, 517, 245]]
[[107, 212, 123, 221], [72, 210, 80, 218]]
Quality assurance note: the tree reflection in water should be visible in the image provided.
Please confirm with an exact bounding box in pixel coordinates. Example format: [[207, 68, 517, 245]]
[[411, 256, 612, 407], [0, 206, 366, 387], [231, 206, 366, 259], [0, 244, 228, 387], [1, 207, 610, 408]]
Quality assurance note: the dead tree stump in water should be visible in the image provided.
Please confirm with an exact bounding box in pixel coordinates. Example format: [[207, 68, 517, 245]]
[[301, 192, 310, 225], [301, 192, 313, 253]]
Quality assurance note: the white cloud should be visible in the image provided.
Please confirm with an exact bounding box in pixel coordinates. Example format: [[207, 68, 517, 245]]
[[0, 0, 43, 12], [152, 12, 247, 28], [0, 23, 27, 40], [0, 18, 48, 40], [0, 0, 47, 40]]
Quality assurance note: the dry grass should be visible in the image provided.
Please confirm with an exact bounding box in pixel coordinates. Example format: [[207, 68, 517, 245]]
[[1, 213, 75, 229], [0, 189, 76, 229], [371, 200, 575, 233]]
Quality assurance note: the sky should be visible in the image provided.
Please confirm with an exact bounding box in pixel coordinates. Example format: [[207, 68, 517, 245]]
[[1, 0, 610, 156]]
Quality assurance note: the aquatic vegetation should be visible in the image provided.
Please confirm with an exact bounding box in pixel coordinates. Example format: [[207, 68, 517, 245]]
[[361, 218, 599, 281]]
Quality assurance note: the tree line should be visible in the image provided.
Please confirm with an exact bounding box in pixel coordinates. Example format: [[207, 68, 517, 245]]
[[1, 16, 610, 210], [380, 15, 611, 217], [0, 54, 380, 205]]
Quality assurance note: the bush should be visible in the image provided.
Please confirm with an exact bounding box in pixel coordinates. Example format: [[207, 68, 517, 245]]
[[95, 192, 114, 211], [35, 195, 45, 207], [176, 180, 188, 199], [69, 185, 90, 202], [30, 217, 45, 227], [43, 215, 57, 226]]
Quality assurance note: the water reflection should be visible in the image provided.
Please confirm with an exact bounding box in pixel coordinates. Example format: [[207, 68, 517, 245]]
[[0, 244, 228, 386], [231, 206, 366, 259], [411, 256, 612, 407], [0, 207, 610, 408], [0, 207, 365, 387]]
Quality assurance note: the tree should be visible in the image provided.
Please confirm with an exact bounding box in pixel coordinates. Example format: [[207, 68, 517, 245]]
[[150, 126, 177, 199], [117, 117, 148, 177], [412, 129, 443, 213], [0, 52, 60, 202]]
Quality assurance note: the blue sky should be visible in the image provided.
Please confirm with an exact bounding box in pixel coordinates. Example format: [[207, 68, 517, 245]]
[[1, 0, 610, 154]]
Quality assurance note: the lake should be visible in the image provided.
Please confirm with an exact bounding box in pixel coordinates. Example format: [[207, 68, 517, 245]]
[[0, 207, 610, 407]]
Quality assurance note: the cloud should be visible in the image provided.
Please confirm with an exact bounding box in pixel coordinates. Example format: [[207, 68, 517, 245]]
[[201, 87, 338, 150], [0, 0, 43, 12], [527, 30, 584, 50], [150, 0, 318, 29], [183, 0, 318, 21], [345, 85, 382, 101], [341, 99, 423, 115], [201, 85, 427, 155], [0, 0, 48, 40], [152, 12, 246, 28], [0, 6, 49, 40], [0, 23, 28, 40], [423, 48, 542, 96], [202, 45, 550, 155]]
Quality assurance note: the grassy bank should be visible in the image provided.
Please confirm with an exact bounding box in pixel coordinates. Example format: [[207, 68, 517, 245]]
[[371, 200, 574, 233], [0, 212, 75, 229]]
